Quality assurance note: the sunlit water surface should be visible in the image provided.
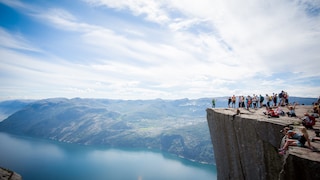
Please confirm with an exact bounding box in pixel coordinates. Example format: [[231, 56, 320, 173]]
[[0, 132, 217, 180]]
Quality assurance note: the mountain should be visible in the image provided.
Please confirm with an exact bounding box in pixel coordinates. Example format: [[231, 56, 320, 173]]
[[0, 96, 316, 165], [0, 98, 215, 164], [0, 100, 35, 122]]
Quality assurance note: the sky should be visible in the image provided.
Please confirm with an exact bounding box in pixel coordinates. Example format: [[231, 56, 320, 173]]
[[0, 0, 320, 100]]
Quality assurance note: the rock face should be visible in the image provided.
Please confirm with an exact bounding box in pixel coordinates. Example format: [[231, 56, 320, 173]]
[[206, 107, 320, 180], [0, 167, 22, 180]]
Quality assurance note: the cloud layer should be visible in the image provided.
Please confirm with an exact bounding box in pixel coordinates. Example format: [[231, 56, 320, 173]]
[[0, 0, 320, 100]]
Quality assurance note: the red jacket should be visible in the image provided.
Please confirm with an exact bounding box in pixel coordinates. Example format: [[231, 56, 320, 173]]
[[304, 115, 316, 126]]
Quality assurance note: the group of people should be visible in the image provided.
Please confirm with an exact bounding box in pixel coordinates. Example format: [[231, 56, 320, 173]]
[[263, 101, 318, 129], [211, 94, 320, 155], [263, 102, 297, 118], [224, 92, 320, 130], [227, 90, 290, 110], [277, 97, 320, 155], [273, 97, 320, 155]]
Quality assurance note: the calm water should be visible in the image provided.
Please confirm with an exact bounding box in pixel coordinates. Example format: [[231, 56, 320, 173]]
[[0, 132, 217, 180]]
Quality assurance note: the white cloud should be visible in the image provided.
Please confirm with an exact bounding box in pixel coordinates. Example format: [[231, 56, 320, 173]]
[[0, 28, 41, 52], [0, 0, 320, 100], [84, 0, 170, 24]]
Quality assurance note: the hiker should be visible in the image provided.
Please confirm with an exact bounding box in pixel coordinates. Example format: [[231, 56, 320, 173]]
[[283, 92, 289, 105], [313, 103, 319, 114], [263, 106, 279, 118], [231, 95, 236, 108], [228, 97, 231, 108], [246, 95, 252, 110], [279, 128, 312, 155], [286, 103, 297, 117], [265, 94, 271, 108], [301, 113, 316, 129], [273, 93, 278, 107], [278, 91, 284, 106], [259, 94, 264, 108], [212, 98, 216, 108], [275, 106, 285, 116], [312, 129, 320, 142], [238, 96, 243, 108], [280, 127, 290, 135], [252, 94, 258, 109]]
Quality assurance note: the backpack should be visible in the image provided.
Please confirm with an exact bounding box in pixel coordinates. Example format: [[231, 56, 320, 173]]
[[279, 93, 283, 98], [302, 116, 315, 128]]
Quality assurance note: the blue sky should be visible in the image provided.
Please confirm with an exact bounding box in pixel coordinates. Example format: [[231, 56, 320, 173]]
[[0, 0, 320, 100]]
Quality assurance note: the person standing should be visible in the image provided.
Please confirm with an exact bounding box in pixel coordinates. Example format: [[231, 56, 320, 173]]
[[252, 94, 258, 109], [265, 94, 270, 108], [246, 95, 252, 110], [259, 94, 264, 108], [273, 93, 278, 107], [241, 96, 245, 108], [238, 96, 243, 108], [228, 97, 231, 108], [231, 95, 236, 108], [212, 98, 216, 108], [278, 90, 284, 106], [283, 92, 289, 105]]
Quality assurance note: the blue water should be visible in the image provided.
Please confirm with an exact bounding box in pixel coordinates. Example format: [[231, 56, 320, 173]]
[[0, 132, 217, 180]]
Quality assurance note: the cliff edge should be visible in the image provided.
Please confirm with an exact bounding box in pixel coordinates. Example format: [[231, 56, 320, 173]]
[[206, 106, 320, 180]]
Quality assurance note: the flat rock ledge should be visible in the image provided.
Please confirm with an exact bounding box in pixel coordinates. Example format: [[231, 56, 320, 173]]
[[207, 105, 320, 180], [0, 167, 22, 180]]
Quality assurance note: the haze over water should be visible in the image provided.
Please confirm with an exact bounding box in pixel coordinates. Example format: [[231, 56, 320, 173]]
[[0, 132, 217, 180]]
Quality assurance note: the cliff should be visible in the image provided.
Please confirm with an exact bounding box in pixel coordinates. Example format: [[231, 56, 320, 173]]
[[206, 106, 320, 180]]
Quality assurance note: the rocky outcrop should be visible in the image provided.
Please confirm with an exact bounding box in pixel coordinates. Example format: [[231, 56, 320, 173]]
[[0, 167, 22, 180], [206, 107, 320, 180], [279, 146, 320, 179]]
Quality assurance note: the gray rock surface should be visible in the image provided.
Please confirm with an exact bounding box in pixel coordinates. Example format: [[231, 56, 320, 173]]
[[207, 106, 320, 180], [0, 167, 22, 180]]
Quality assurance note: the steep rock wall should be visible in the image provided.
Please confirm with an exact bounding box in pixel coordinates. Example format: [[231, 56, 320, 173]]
[[206, 108, 320, 180]]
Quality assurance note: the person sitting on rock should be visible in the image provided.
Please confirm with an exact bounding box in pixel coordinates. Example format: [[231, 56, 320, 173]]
[[311, 102, 319, 118], [275, 106, 285, 116], [311, 129, 320, 142], [278, 128, 312, 155], [280, 127, 290, 135], [286, 103, 297, 117], [263, 106, 279, 118], [301, 113, 316, 129]]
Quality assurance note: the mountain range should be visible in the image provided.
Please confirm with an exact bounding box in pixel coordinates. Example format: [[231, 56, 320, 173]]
[[0, 96, 317, 164]]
